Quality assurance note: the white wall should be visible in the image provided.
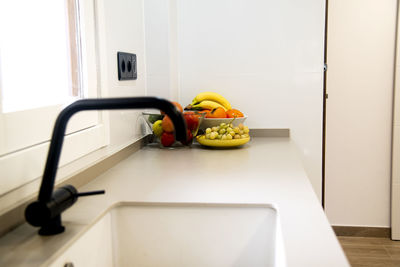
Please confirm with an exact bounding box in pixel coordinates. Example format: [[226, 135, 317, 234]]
[[144, 0, 171, 99], [175, 0, 325, 200], [325, 0, 397, 227], [144, 0, 180, 101], [96, 0, 148, 146]]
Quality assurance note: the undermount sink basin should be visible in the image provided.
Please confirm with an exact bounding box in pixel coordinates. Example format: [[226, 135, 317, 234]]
[[47, 203, 285, 267]]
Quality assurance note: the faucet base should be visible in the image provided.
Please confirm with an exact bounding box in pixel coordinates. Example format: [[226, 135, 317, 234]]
[[38, 215, 65, 236]]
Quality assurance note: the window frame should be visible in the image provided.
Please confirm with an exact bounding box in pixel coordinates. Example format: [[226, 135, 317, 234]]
[[0, 0, 108, 196]]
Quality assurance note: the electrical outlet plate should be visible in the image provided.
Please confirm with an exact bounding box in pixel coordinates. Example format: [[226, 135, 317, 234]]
[[117, 52, 137, 80]]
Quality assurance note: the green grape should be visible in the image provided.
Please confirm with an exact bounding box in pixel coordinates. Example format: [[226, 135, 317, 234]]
[[204, 124, 249, 142], [210, 132, 217, 140]]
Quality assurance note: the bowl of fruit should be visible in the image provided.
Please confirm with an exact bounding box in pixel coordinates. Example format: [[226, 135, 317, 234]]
[[200, 109, 247, 130], [184, 92, 247, 130], [196, 122, 250, 148], [184, 92, 250, 147], [142, 101, 205, 147]]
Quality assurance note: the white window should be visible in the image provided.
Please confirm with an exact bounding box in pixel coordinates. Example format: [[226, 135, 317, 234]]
[[0, 0, 107, 196]]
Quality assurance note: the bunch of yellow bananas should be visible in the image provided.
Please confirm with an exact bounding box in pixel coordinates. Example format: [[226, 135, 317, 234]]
[[186, 92, 231, 111]]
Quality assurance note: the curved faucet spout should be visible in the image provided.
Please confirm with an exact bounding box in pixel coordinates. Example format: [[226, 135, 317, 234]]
[[38, 97, 186, 202], [25, 97, 187, 235]]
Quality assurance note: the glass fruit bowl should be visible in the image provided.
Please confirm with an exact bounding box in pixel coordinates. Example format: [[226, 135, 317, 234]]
[[142, 111, 205, 147]]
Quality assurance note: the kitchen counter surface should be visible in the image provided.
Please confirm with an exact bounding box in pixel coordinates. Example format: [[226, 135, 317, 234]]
[[0, 137, 349, 266]]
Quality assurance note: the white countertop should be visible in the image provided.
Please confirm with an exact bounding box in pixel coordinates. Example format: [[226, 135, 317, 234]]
[[0, 137, 349, 266]]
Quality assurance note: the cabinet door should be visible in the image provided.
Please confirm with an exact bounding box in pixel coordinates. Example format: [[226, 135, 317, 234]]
[[47, 214, 114, 267]]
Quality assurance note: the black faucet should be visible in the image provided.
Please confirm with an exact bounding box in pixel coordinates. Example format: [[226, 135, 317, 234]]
[[25, 97, 187, 235]]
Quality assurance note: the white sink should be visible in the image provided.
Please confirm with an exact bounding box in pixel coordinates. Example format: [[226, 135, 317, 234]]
[[47, 203, 286, 267]]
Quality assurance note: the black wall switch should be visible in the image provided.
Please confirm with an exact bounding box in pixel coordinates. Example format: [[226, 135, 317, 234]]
[[117, 52, 137, 80]]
